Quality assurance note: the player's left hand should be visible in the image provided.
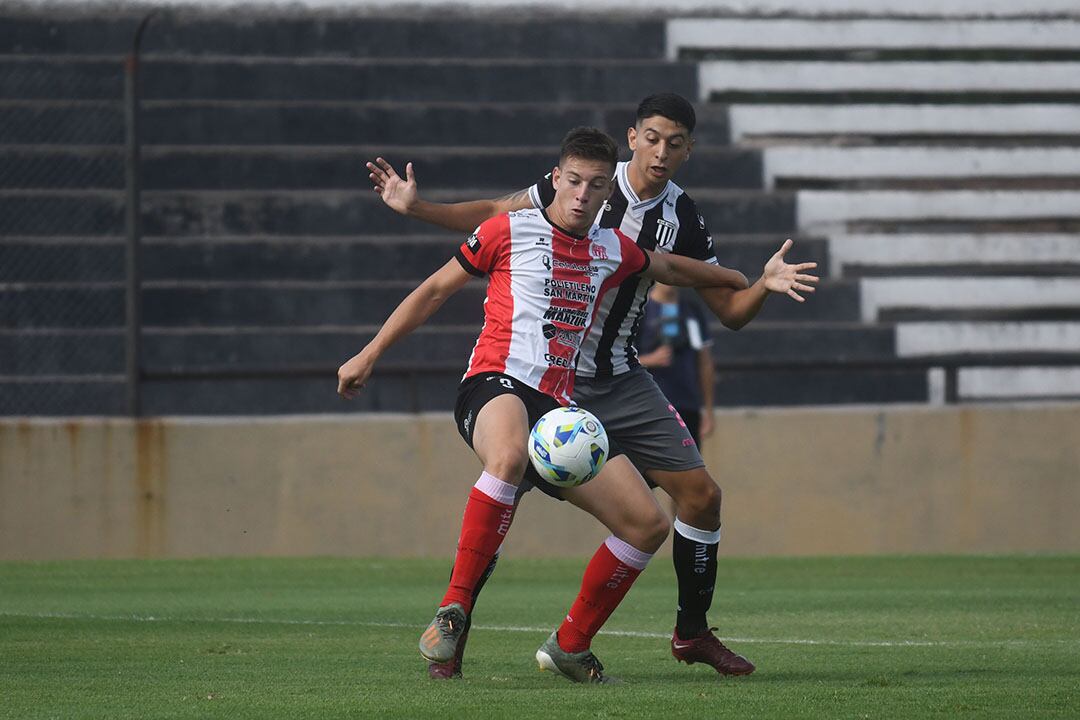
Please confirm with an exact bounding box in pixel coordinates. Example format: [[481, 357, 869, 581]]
[[763, 239, 818, 302], [337, 350, 376, 400]]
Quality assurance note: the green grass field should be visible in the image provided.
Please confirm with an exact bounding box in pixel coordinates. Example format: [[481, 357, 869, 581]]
[[1, 555, 1077, 719]]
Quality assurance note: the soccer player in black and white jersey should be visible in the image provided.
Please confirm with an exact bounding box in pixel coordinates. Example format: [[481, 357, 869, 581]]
[[367, 94, 818, 679]]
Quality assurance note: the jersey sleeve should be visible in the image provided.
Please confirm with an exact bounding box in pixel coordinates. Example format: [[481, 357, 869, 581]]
[[527, 172, 556, 209], [455, 214, 510, 277], [672, 195, 719, 264], [616, 229, 650, 276]]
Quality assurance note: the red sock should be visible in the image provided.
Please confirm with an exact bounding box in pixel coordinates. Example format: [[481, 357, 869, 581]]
[[441, 486, 515, 612], [557, 538, 650, 653]]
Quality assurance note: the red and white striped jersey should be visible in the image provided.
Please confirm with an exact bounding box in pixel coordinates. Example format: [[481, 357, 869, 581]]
[[454, 208, 649, 405]]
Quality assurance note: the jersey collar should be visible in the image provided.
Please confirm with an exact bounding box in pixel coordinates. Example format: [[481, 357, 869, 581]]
[[616, 161, 672, 217]]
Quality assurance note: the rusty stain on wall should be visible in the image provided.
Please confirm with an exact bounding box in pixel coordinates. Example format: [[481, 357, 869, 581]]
[[135, 420, 168, 557]]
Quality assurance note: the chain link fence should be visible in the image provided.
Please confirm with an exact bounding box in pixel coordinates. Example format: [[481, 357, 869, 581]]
[[0, 51, 132, 415]]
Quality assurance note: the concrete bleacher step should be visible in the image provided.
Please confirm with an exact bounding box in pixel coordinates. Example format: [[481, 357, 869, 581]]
[[0, 141, 759, 194], [728, 104, 1080, 144], [761, 147, 1080, 191], [699, 61, 1080, 103], [135, 322, 886, 376], [48, 190, 797, 237], [895, 321, 1080, 357], [0, 329, 122, 374], [0, 101, 122, 145], [0, 57, 697, 103], [1, 15, 667, 60], [0, 277, 859, 330], [712, 321, 897, 363], [0, 191, 123, 236], [140, 146, 762, 191], [956, 366, 1080, 402], [796, 190, 1080, 233], [0, 101, 732, 148], [715, 366, 929, 406], [659, 0, 1080, 16], [827, 233, 1080, 277], [0, 285, 123, 328], [0, 380, 127, 416], [0, 147, 122, 190], [860, 277, 1080, 322], [668, 18, 1080, 60], [2, 235, 823, 285]]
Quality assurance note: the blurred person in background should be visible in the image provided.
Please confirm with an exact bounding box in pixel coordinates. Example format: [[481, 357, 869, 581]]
[[637, 283, 715, 448]]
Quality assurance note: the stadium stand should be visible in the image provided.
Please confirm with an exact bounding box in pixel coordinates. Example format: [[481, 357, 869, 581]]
[[2, 2, 1078, 414]]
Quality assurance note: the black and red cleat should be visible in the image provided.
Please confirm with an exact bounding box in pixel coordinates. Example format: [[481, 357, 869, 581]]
[[671, 627, 756, 676], [428, 626, 469, 679]]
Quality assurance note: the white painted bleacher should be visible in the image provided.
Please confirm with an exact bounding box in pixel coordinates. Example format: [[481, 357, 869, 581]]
[[798, 191, 1080, 231], [668, 5, 1080, 402], [762, 148, 1080, 189], [827, 234, 1080, 276], [859, 278, 1080, 322], [728, 105, 1080, 142], [700, 62, 1080, 96], [668, 19, 1080, 58]]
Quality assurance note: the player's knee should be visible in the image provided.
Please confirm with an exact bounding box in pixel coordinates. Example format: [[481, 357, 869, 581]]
[[634, 508, 670, 554], [646, 511, 671, 551], [675, 471, 722, 526], [484, 448, 529, 483]]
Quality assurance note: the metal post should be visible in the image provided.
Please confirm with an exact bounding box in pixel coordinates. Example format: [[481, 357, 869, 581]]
[[124, 12, 155, 417]]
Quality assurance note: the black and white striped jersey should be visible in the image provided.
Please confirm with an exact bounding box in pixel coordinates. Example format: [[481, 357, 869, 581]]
[[529, 161, 719, 378]]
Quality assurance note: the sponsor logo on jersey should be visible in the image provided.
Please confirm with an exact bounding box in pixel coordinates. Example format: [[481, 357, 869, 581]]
[[589, 243, 608, 260], [542, 323, 581, 349], [543, 306, 589, 327], [552, 258, 599, 276], [535, 236, 549, 246], [544, 353, 574, 368], [655, 219, 677, 251], [466, 233, 482, 252], [541, 253, 552, 271], [543, 278, 596, 302], [697, 213, 706, 230]]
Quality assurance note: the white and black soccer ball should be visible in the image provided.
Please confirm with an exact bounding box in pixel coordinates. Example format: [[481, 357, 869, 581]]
[[528, 406, 609, 488]]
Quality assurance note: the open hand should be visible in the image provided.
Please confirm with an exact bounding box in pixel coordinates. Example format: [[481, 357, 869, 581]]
[[763, 239, 818, 302], [366, 157, 417, 216]]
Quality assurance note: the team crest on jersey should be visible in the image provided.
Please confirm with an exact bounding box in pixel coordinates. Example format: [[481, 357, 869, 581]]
[[466, 233, 482, 252], [655, 219, 677, 251], [589, 243, 608, 260]]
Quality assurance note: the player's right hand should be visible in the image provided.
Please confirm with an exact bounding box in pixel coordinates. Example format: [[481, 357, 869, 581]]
[[366, 156, 417, 216]]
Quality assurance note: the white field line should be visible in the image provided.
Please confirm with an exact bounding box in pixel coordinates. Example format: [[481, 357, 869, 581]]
[[2, 610, 1074, 649]]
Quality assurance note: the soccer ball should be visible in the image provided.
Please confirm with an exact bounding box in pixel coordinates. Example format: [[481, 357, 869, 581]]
[[528, 406, 609, 488]]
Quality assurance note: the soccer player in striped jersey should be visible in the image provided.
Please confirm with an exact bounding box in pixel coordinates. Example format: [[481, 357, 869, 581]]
[[366, 94, 819, 678], [339, 127, 752, 684]]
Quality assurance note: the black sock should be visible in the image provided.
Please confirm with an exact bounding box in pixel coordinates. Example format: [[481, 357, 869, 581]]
[[448, 551, 499, 638], [672, 523, 719, 639]]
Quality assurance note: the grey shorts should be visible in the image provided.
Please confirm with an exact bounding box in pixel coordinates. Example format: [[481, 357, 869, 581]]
[[572, 366, 705, 475]]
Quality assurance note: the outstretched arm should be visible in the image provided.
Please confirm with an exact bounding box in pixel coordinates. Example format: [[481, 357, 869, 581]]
[[367, 157, 534, 233], [643, 252, 750, 290], [697, 239, 819, 331], [337, 258, 473, 398]]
